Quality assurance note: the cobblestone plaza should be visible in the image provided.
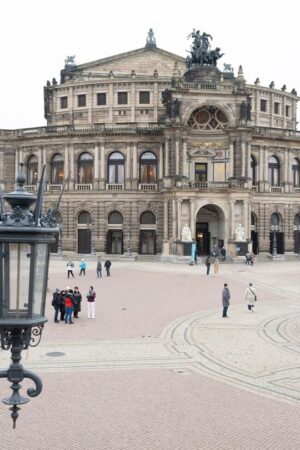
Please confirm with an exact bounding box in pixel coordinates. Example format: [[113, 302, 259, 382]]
[[1, 259, 300, 449]]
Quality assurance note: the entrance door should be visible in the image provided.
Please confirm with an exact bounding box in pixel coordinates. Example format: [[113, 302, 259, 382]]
[[269, 232, 284, 254], [107, 230, 123, 254], [196, 223, 210, 255], [78, 229, 90, 254], [294, 231, 300, 253], [139, 230, 156, 254], [251, 231, 259, 254]]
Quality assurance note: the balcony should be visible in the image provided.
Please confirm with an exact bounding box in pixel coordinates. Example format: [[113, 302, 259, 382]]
[[270, 186, 283, 193], [179, 181, 229, 192], [139, 183, 157, 191], [106, 183, 124, 191], [48, 184, 63, 191], [75, 183, 92, 191], [24, 185, 37, 192]]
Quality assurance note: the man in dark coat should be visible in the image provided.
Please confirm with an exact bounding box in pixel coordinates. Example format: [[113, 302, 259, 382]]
[[72, 286, 82, 318], [222, 283, 231, 318], [52, 288, 62, 323], [104, 260, 112, 276]]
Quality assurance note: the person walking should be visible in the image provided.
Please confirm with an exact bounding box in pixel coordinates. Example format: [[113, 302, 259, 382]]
[[67, 260, 75, 278], [86, 286, 96, 318], [72, 286, 82, 318], [220, 246, 226, 261], [205, 256, 211, 275], [245, 282, 257, 312], [222, 283, 231, 318], [52, 288, 62, 323], [213, 258, 220, 276], [250, 251, 255, 266], [64, 288, 74, 324], [96, 258, 102, 278], [79, 258, 87, 276], [104, 259, 112, 276]]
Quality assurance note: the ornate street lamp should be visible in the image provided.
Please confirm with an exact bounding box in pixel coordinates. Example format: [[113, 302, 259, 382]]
[[0, 163, 58, 428], [271, 224, 278, 256], [87, 220, 95, 255]]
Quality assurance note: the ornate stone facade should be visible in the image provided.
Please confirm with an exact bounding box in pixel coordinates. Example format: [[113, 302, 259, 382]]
[[0, 31, 300, 257]]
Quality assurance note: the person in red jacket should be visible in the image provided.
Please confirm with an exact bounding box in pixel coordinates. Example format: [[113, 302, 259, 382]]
[[64, 288, 74, 324]]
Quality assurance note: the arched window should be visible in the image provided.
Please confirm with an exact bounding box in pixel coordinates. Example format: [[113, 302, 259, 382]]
[[139, 152, 157, 184], [140, 211, 156, 224], [188, 106, 228, 130], [78, 152, 93, 184], [251, 156, 257, 185], [51, 153, 64, 184], [251, 213, 257, 229], [270, 213, 280, 228], [78, 211, 91, 225], [108, 152, 124, 184], [292, 158, 300, 187], [27, 155, 38, 185], [294, 214, 300, 229], [108, 211, 123, 224], [268, 156, 280, 186]]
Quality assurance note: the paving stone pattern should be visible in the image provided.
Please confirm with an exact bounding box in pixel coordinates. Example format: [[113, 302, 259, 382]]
[[1, 260, 300, 449]]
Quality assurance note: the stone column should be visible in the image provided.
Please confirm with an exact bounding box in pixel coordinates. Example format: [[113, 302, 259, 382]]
[[126, 144, 131, 189], [164, 200, 169, 240], [243, 200, 248, 239], [264, 147, 269, 183], [182, 139, 189, 178], [88, 85, 93, 124], [247, 142, 251, 179], [241, 141, 246, 177], [100, 142, 105, 189], [132, 144, 138, 189], [38, 148, 43, 182], [64, 145, 69, 183], [108, 84, 114, 123], [164, 139, 169, 177], [70, 144, 75, 189], [176, 199, 182, 240], [153, 83, 158, 122], [230, 200, 235, 239], [189, 199, 195, 239], [172, 198, 176, 240], [288, 149, 293, 185], [94, 143, 99, 189], [175, 139, 180, 175], [131, 83, 136, 122], [159, 143, 163, 180], [228, 143, 234, 179]]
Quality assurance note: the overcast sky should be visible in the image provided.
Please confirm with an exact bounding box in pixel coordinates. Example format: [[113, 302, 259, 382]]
[[1, 0, 299, 129]]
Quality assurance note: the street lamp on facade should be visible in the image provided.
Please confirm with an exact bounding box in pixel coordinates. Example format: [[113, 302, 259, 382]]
[[271, 224, 278, 256], [126, 223, 131, 257], [0, 163, 58, 428], [87, 220, 95, 255]]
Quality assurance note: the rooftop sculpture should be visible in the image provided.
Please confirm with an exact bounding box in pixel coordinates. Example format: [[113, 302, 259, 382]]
[[186, 29, 224, 68]]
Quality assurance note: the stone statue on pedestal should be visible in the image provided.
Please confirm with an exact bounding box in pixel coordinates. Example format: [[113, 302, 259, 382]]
[[235, 223, 246, 241], [181, 223, 192, 242]]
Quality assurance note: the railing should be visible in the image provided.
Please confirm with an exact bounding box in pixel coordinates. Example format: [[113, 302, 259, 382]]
[[48, 184, 63, 191], [139, 183, 157, 191], [294, 187, 300, 193], [180, 181, 229, 192], [106, 183, 124, 191], [75, 183, 92, 191], [270, 186, 283, 193], [24, 185, 37, 192], [253, 127, 300, 138]]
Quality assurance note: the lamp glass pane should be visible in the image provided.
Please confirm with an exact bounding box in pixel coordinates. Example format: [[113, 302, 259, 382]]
[[8, 243, 30, 317], [32, 243, 49, 316]]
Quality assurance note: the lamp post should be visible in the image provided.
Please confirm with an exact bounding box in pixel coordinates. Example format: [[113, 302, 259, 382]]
[[271, 225, 278, 256], [57, 226, 63, 255], [0, 163, 58, 428], [126, 223, 131, 257]]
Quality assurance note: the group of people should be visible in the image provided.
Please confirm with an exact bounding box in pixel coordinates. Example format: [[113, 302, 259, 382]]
[[245, 251, 255, 265], [67, 258, 112, 278], [221, 282, 258, 318], [51, 285, 97, 323], [205, 256, 220, 276]]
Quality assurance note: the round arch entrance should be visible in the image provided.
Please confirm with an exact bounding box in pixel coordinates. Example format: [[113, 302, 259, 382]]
[[196, 204, 225, 256]]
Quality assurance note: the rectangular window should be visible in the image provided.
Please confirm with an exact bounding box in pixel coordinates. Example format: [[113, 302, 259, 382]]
[[60, 96, 68, 109], [274, 102, 280, 114], [195, 163, 207, 182], [97, 93, 106, 105], [260, 99, 267, 112], [77, 94, 86, 107], [286, 105, 290, 117], [139, 91, 150, 104], [118, 92, 128, 104]]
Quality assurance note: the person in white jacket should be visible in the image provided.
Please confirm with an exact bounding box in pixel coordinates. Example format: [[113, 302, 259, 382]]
[[245, 282, 257, 312]]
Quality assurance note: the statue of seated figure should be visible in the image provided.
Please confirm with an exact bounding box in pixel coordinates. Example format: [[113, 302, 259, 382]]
[[181, 223, 192, 242], [235, 223, 246, 241]]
